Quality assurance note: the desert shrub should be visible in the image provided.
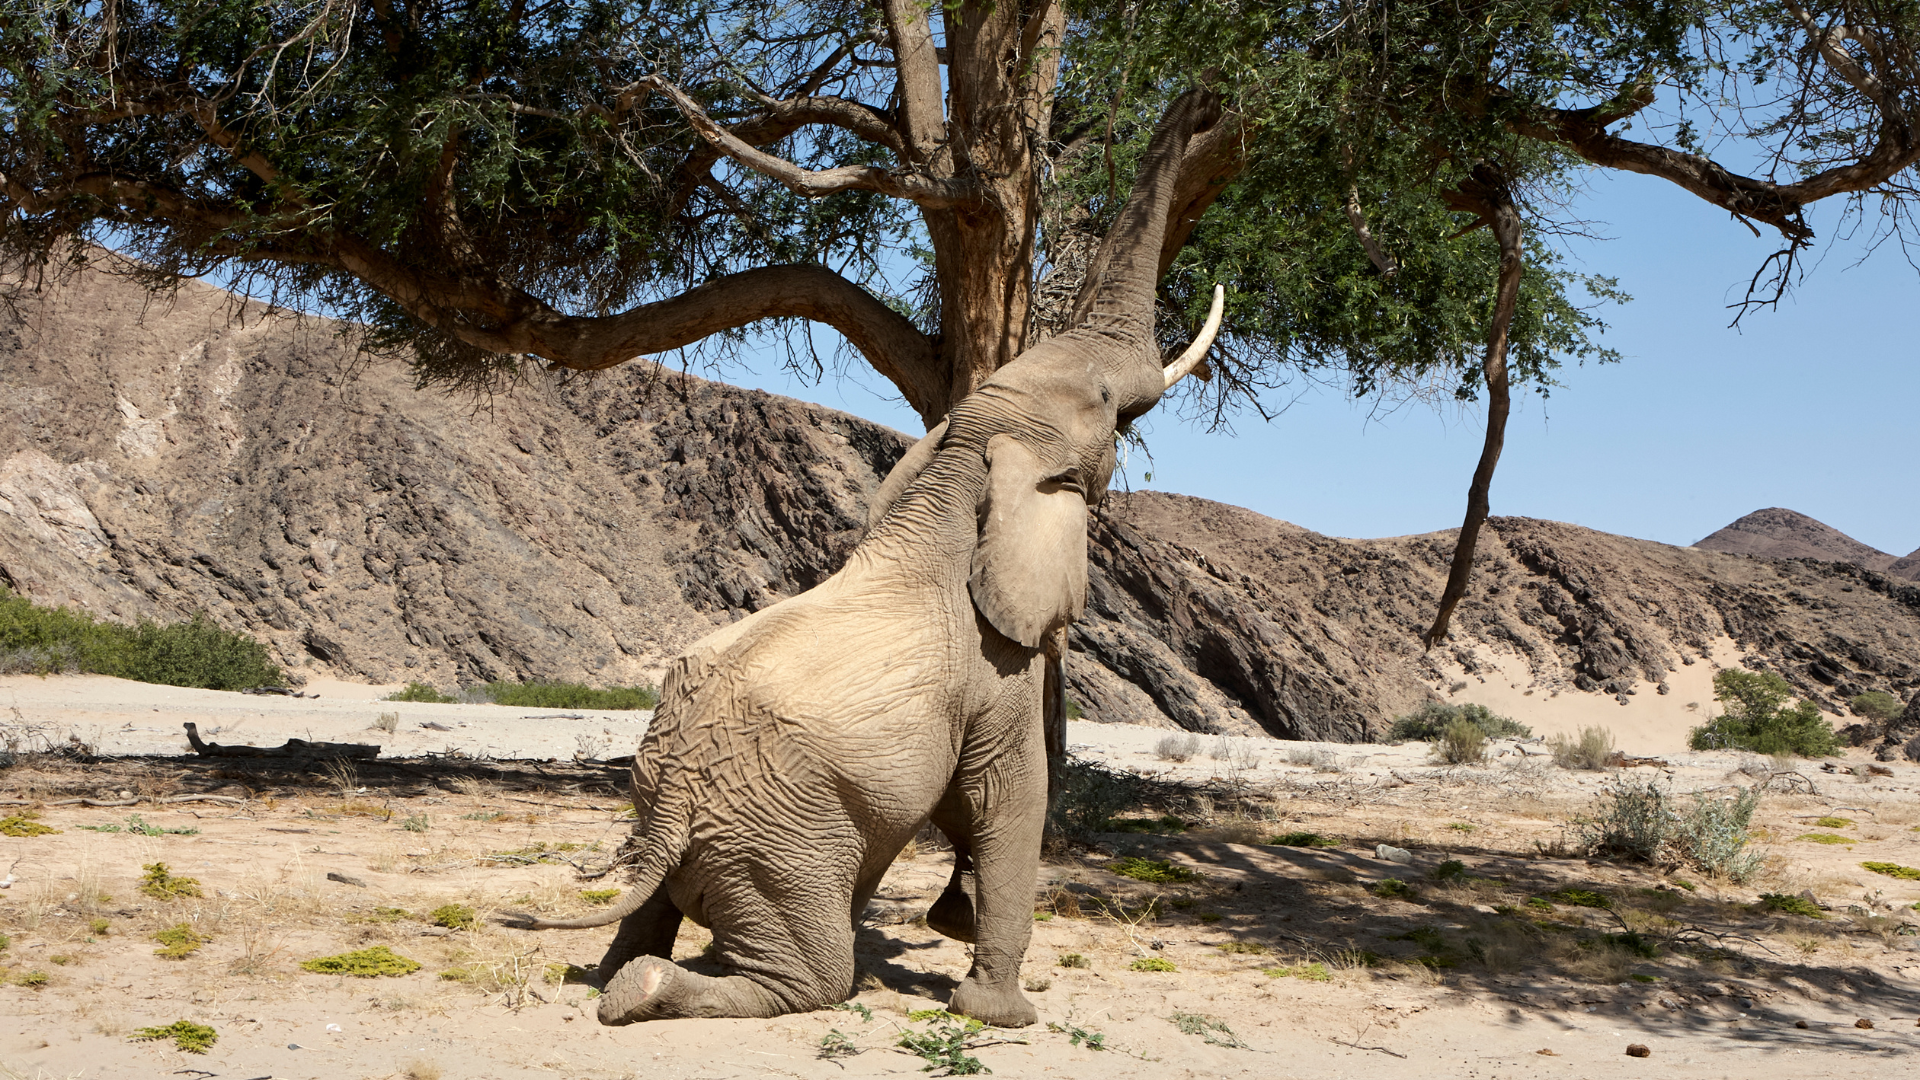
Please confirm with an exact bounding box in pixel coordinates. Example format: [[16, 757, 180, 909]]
[[580, 889, 620, 904], [131, 1020, 218, 1054], [1850, 691, 1904, 723], [1757, 893, 1825, 919], [0, 588, 279, 689], [1549, 726, 1616, 770], [1046, 757, 1141, 846], [153, 924, 208, 959], [1129, 957, 1177, 972], [1106, 814, 1186, 834], [1388, 701, 1530, 743], [139, 863, 203, 900], [1689, 670, 1838, 757], [1797, 833, 1851, 844], [1814, 816, 1853, 828], [1674, 786, 1764, 882], [1863, 861, 1920, 880], [1430, 859, 1467, 882], [1574, 778, 1676, 863], [0, 814, 58, 837], [428, 904, 476, 930], [1057, 952, 1090, 969], [1574, 778, 1764, 881], [1109, 857, 1198, 884], [1269, 831, 1337, 848], [300, 946, 422, 977], [1372, 879, 1418, 900], [387, 681, 458, 703], [1265, 962, 1331, 981], [1153, 732, 1202, 762], [1434, 718, 1489, 764], [476, 680, 657, 710]]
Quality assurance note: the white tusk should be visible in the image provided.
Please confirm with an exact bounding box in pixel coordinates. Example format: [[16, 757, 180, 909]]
[[1162, 284, 1226, 390]]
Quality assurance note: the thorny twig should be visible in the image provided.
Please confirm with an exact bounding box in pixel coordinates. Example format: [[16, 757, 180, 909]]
[[1335, 1021, 1406, 1059]]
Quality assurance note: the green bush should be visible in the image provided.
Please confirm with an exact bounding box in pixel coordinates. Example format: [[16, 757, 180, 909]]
[[299, 945, 423, 977], [131, 1020, 218, 1054], [1850, 691, 1904, 723], [1047, 757, 1141, 847], [1434, 718, 1489, 764], [1549, 726, 1616, 770], [0, 588, 279, 690], [1689, 669, 1838, 757], [1574, 777, 1764, 882], [476, 680, 657, 710], [386, 681, 458, 703], [1388, 702, 1530, 743]]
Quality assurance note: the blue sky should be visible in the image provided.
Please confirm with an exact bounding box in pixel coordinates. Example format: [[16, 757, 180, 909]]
[[720, 169, 1920, 557]]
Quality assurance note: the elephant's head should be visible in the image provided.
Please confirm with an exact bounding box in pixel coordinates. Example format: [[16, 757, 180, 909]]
[[865, 89, 1228, 650]]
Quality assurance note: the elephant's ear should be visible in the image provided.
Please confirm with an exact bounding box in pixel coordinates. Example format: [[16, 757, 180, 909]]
[[969, 434, 1089, 648], [867, 420, 948, 534]]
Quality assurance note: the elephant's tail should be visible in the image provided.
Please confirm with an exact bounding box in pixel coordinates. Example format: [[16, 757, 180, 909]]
[[496, 794, 688, 932]]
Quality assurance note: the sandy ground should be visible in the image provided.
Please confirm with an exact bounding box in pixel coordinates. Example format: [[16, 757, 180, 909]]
[[3, 675, 1919, 1080]]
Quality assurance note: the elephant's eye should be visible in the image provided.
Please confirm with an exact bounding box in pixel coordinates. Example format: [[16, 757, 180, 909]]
[[1043, 470, 1084, 496]]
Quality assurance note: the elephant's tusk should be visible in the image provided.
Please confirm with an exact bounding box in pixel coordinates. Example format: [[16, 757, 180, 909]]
[[1161, 284, 1226, 390]]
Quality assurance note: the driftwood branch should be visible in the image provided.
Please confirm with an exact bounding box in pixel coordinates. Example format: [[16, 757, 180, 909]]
[[183, 722, 379, 760]]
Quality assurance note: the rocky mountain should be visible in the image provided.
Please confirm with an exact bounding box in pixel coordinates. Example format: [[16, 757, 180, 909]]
[[1890, 547, 1920, 582], [1693, 507, 1907, 575], [4, 264, 1918, 740]]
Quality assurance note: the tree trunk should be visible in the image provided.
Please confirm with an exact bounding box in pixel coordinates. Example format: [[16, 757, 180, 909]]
[[1424, 165, 1522, 648]]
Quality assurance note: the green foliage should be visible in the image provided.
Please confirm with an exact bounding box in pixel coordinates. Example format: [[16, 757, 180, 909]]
[[1371, 879, 1418, 900], [400, 814, 430, 833], [1597, 931, 1659, 959], [477, 681, 657, 711], [1549, 726, 1617, 770], [1548, 889, 1611, 909], [1388, 702, 1531, 743], [1690, 670, 1839, 757], [1129, 957, 1178, 972], [96, 814, 197, 837], [1064, 699, 1085, 720], [832, 1001, 874, 1022], [1057, 953, 1090, 969], [1573, 778, 1763, 881], [300, 946, 423, 977], [387, 682, 458, 703], [131, 1020, 218, 1054], [13, 969, 49, 986], [0, 933, 8, 951], [1435, 718, 1489, 765], [1430, 860, 1467, 882], [1105, 814, 1186, 834], [1047, 1021, 1107, 1049], [1797, 833, 1852, 845], [1448, 822, 1477, 832], [580, 889, 621, 905], [1524, 897, 1555, 912], [139, 863, 203, 900], [544, 963, 595, 985], [1269, 831, 1337, 847], [897, 1016, 990, 1075], [1815, 816, 1854, 829], [1048, 758, 1142, 846], [1757, 893, 1826, 919], [1574, 777, 1675, 863], [153, 924, 208, 959], [1167, 1011, 1250, 1049], [0, 588, 280, 690], [1851, 692, 1904, 723], [0, 815, 57, 837], [1216, 941, 1269, 955], [1263, 962, 1331, 981], [429, 904, 476, 930], [1108, 857, 1198, 884], [1863, 862, 1920, 880]]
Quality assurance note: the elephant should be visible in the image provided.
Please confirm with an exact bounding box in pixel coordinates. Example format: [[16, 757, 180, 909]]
[[501, 90, 1225, 1028]]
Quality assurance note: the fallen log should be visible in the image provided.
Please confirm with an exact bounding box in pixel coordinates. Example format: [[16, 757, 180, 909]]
[[183, 722, 379, 760]]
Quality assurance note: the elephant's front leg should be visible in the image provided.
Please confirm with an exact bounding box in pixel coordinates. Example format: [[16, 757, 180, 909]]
[[944, 718, 1045, 1028]]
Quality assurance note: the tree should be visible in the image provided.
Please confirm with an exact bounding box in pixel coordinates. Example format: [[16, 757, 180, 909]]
[[1692, 668, 1840, 756], [1851, 690, 1904, 722]]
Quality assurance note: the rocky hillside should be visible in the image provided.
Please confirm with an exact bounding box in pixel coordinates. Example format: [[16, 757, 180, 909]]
[[1693, 507, 1916, 580], [4, 265, 1918, 740]]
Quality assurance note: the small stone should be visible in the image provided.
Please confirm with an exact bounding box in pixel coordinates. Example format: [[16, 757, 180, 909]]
[[1855, 1018, 1874, 1029], [1625, 1044, 1650, 1058], [1535, 1048, 1558, 1056], [1375, 844, 1414, 864], [1795, 1020, 1809, 1029]]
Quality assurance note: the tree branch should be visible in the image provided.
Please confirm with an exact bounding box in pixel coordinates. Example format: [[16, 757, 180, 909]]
[[635, 75, 975, 208], [879, 0, 946, 162], [1424, 165, 1521, 649], [1344, 186, 1399, 277]]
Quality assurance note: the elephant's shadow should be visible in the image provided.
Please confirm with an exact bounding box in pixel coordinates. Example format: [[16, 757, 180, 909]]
[[851, 925, 959, 996]]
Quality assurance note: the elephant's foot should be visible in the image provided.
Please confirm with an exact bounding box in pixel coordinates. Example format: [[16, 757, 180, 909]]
[[924, 884, 977, 944], [948, 976, 1037, 1028], [596, 956, 791, 1024]]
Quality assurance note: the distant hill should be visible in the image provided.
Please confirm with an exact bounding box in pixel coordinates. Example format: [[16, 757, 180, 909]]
[[1693, 508, 1902, 573], [1891, 548, 1920, 583], [4, 264, 1919, 738]]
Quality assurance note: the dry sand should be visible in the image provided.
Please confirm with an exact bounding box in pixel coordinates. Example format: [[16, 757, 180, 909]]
[[3, 675, 1918, 1079]]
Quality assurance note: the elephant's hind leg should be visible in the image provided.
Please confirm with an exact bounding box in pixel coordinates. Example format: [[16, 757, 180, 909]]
[[597, 861, 859, 1024], [596, 884, 683, 983]]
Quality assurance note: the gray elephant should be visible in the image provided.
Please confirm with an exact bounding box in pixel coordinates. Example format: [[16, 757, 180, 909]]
[[502, 91, 1225, 1027]]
